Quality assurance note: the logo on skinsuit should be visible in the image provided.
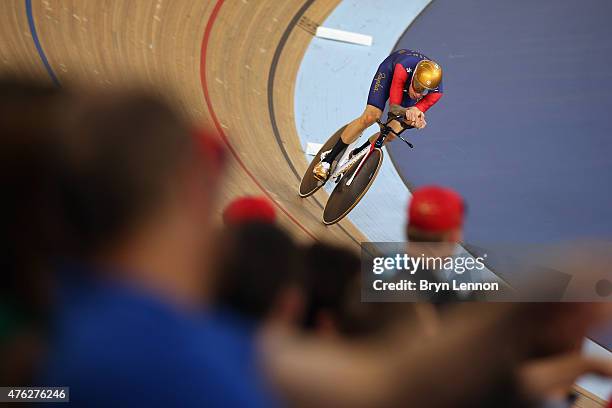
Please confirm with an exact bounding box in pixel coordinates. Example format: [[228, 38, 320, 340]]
[[373, 72, 386, 92]]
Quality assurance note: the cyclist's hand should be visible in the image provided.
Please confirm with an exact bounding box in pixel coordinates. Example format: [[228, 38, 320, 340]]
[[388, 104, 405, 120], [414, 116, 427, 129], [405, 106, 424, 124]]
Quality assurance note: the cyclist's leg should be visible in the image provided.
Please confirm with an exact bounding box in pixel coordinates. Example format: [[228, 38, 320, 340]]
[[350, 113, 408, 153], [384, 118, 406, 144], [352, 110, 406, 153], [322, 105, 381, 165], [320, 59, 391, 165], [352, 127, 380, 155], [339, 104, 382, 144]]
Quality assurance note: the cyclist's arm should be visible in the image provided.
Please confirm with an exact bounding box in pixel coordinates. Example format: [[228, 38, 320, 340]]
[[414, 79, 444, 112], [414, 92, 443, 112], [389, 63, 408, 105]]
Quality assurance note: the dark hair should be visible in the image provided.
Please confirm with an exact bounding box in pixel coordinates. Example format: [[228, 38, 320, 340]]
[[406, 225, 448, 242], [0, 78, 66, 306], [56, 92, 195, 256], [301, 243, 360, 329], [0, 78, 66, 385], [215, 222, 301, 321], [301, 243, 402, 337], [0, 79, 65, 283]]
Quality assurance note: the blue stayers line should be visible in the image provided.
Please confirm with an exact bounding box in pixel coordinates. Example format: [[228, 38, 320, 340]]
[[25, 0, 60, 87]]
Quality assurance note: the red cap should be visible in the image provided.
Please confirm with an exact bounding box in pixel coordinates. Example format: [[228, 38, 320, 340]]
[[223, 196, 276, 225], [408, 186, 465, 232]]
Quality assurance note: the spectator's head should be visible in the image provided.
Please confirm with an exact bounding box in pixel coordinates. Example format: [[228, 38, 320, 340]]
[[406, 185, 465, 244], [223, 196, 276, 226], [0, 79, 65, 292], [0, 78, 66, 385], [301, 243, 405, 338], [216, 222, 302, 326], [301, 243, 360, 336], [55, 91, 222, 306]]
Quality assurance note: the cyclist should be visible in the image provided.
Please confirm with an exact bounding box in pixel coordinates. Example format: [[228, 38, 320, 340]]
[[313, 49, 443, 180]]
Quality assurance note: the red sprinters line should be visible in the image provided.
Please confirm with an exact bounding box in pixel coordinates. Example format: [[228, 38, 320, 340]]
[[200, 0, 317, 240]]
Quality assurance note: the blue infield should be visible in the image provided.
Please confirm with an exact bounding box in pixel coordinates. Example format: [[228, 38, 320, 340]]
[[390, 0, 612, 356], [389, 0, 612, 245]]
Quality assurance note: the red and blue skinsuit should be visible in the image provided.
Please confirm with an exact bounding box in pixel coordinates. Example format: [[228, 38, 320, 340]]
[[367, 49, 443, 113]]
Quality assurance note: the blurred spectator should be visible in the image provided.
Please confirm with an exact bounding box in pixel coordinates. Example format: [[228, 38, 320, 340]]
[[0, 79, 66, 385], [262, 302, 534, 408], [1, 79, 609, 408], [215, 222, 303, 326], [406, 185, 465, 244], [37, 90, 277, 407], [301, 242, 410, 338], [301, 243, 360, 336], [398, 185, 468, 307], [404, 187, 612, 405], [223, 195, 277, 226]]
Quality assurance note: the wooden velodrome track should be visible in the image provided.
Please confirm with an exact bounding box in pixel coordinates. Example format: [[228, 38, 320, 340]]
[[0, 0, 367, 249], [0, 1, 606, 406]]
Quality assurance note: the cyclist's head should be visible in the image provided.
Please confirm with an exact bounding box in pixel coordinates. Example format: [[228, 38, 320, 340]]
[[411, 60, 442, 95]]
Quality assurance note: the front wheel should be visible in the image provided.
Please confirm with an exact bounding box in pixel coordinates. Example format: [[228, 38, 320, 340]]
[[322, 148, 383, 225]]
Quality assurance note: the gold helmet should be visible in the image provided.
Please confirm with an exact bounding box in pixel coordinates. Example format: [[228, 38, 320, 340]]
[[412, 60, 442, 93]]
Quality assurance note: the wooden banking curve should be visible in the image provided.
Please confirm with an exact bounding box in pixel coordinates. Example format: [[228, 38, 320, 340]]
[[0, 0, 367, 248]]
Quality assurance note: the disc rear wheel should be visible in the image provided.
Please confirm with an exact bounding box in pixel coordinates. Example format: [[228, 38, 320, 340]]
[[323, 148, 383, 225]]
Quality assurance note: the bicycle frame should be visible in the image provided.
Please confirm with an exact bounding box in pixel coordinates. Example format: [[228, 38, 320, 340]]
[[329, 113, 413, 186]]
